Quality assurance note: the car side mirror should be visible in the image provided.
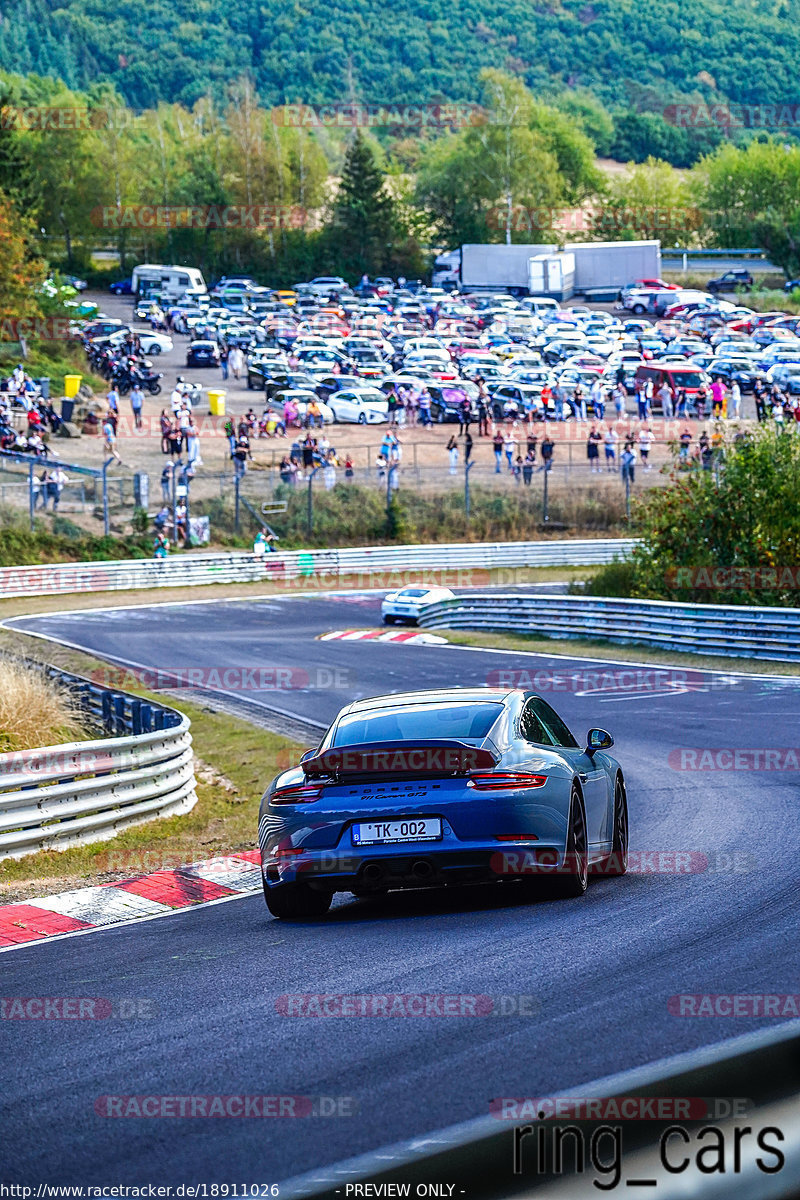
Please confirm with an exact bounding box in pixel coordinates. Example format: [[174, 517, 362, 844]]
[[299, 747, 317, 763], [586, 728, 614, 755]]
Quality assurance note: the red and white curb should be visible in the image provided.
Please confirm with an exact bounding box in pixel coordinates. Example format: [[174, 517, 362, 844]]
[[0, 850, 262, 951], [318, 628, 448, 645]]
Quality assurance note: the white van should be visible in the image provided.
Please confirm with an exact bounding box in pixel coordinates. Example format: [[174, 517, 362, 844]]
[[520, 296, 561, 320], [131, 264, 207, 302]]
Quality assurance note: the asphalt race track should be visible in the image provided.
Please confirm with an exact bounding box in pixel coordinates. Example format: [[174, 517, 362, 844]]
[[3, 592, 800, 1186]]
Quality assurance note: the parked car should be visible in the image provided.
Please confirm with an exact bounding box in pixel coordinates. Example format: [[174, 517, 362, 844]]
[[186, 340, 220, 367], [707, 269, 754, 294], [425, 384, 479, 423], [268, 390, 334, 424], [327, 388, 389, 424], [487, 382, 547, 421], [109, 278, 133, 295], [634, 362, 710, 407], [706, 357, 765, 392]]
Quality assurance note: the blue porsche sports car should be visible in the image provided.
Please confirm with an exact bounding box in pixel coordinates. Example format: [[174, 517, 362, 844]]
[[258, 688, 628, 919]]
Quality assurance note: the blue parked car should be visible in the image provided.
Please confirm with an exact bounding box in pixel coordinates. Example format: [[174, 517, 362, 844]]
[[259, 688, 628, 918]]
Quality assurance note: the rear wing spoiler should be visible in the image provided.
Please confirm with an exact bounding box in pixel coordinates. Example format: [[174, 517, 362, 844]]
[[301, 740, 499, 780]]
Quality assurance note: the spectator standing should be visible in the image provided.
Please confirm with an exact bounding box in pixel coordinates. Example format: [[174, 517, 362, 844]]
[[729, 380, 742, 420], [229, 346, 244, 380], [130, 384, 144, 430], [464, 429, 473, 464], [492, 428, 504, 473], [160, 409, 172, 454], [503, 429, 515, 469], [603, 424, 618, 472], [638, 425, 654, 470], [446, 433, 458, 474], [219, 344, 229, 380], [102, 415, 122, 464], [587, 424, 602, 473], [233, 434, 250, 478], [477, 393, 490, 437], [539, 434, 554, 471], [458, 396, 471, 435], [46, 466, 68, 511]]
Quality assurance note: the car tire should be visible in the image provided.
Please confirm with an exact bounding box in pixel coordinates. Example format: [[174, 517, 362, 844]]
[[263, 880, 332, 920], [149, 345, 161, 355], [383, 615, 396, 624], [544, 787, 588, 899], [632, 304, 646, 315], [358, 412, 367, 424], [591, 775, 628, 877]]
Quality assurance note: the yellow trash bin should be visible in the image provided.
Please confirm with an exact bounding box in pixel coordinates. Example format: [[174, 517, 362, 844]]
[[208, 389, 226, 416], [64, 374, 82, 398]]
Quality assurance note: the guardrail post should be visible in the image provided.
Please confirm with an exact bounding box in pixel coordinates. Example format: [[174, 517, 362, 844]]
[[101, 690, 113, 732], [140, 704, 152, 733], [113, 694, 127, 734], [131, 699, 142, 736]]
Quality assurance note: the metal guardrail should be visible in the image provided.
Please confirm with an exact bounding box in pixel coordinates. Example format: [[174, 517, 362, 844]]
[[0, 663, 196, 860], [282, 1019, 800, 1199], [418, 592, 800, 662], [0, 539, 636, 600]]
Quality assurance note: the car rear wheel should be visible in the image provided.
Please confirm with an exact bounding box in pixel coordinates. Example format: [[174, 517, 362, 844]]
[[383, 614, 396, 624], [263, 880, 332, 919], [592, 776, 628, 877], [545, 787, 588, 899], [358, 412, 367, 424]]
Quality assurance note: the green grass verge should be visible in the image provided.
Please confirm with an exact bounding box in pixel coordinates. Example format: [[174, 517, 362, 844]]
[[0, 630, 301, 901], [438, 628, 800, 676]]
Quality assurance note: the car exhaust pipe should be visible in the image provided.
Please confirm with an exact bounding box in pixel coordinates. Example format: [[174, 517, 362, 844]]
[[362, 863, 384, 883], [411, 860, 434, 880]]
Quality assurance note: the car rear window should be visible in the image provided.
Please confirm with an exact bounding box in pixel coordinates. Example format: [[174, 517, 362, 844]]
[[331, 703, 504, 747]]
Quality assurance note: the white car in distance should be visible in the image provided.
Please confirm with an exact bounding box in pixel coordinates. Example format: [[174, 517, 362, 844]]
[[381, 586, 455, 625]]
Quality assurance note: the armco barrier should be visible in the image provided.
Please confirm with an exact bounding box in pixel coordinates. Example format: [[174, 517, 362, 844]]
[[0, 663, 196, 860], [282, 1020, 800, 1200], [418, 592, 800, 662], [0, 540, 635, 600]]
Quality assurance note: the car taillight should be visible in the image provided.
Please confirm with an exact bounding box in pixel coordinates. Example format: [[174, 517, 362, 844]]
[[271, 784, 324, 805], [468, 773, 548, 790]]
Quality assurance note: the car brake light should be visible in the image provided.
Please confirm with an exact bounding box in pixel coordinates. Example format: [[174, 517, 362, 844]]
[[271, 783, 324, 804], [495, 834, 539, 841], [468, 773, 548, 790]]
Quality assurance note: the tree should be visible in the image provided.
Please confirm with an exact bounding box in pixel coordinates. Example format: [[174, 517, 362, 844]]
[[591, 427, 800, 607], [415, 71, 600, 247], [586, 157, 702, 245], [0, 189, 46, 326], [695, 140, 800, 274], [328, 131, 398, 276]]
